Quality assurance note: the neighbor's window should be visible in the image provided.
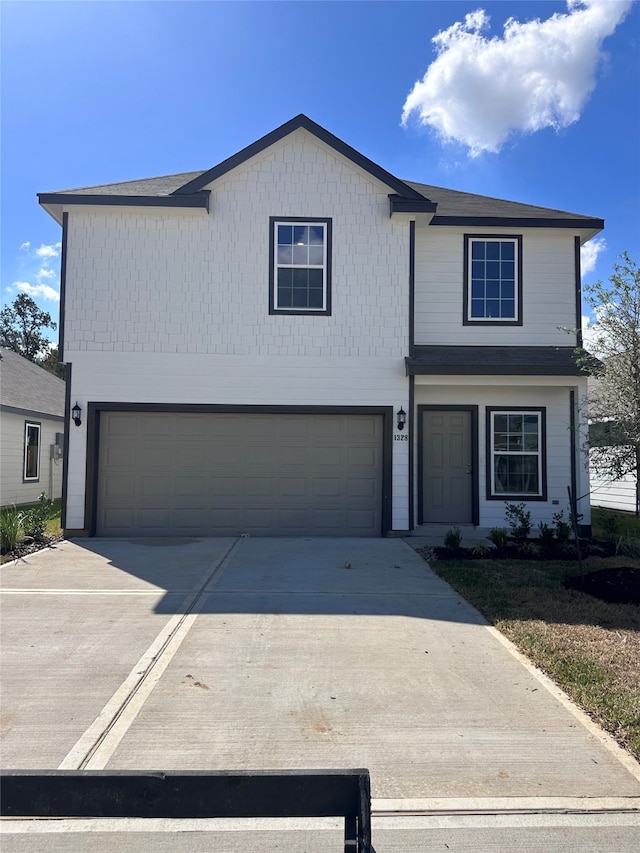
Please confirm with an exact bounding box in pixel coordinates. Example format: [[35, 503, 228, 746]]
[[465, 236, 522, 324], [24, 422, 41, 481], [488, 409, 545, 499], [270, 218, 331, 315]]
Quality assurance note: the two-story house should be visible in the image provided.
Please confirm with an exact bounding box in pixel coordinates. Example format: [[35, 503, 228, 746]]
[[38, 115, 601, 539]]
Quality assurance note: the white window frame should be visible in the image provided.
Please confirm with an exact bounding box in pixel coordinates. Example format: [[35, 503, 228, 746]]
[[465, 235, 522, 325], [488, 409, 545, 499], [270, 218, 331, 315], [23, 421, 41, 482]]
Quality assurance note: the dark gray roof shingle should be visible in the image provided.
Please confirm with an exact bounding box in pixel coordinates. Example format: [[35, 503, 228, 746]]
[[0, 348, 65, 417], [403, 181, 600, 223], [406, 345, 588, 376]]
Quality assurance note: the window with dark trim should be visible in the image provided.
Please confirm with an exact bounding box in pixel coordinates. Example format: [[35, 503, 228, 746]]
[[464, 235, 522, 325], [269, 217, 332, 315], [24, 422, 41, 482], [487, 408, 546, 500]]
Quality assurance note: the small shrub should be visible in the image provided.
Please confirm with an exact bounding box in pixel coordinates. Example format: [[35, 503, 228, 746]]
[[0, 505, 23, 552], [444, 526, 462, 550], [472, 543, 492, 558], [22, 493, 55, 543], [488, 527, 508, 549], [537, 521, 556, 551], [505, 502, 532, 544], [515, 540, 540, 559], [552, 510, 572, 544]]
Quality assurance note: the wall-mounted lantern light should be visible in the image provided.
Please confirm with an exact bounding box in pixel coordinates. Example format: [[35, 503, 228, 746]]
[[397, 407, 407, 431], [72, 402, 82, 427]]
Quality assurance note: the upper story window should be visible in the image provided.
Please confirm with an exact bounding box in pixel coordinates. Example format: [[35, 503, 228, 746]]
[[487, 408, 546, 500], [269, 217, 332, 315], [24, 421, 41, 481], [464, 235, 522, 326]]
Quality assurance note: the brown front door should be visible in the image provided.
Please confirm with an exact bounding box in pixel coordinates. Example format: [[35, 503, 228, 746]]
[[421, 409, 473, 524]]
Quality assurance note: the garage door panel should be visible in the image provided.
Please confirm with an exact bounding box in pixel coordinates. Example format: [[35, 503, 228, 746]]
[[348, 416, 380, 438], [102, 445, 137, 467], [97, 412, 383, 536], [175, 477, 206, 497], [347, 446, 378, 468], [313, 446, 342, 467], [313, 478, 342, 497], [102, 475, 135, 499], [138, 508, 171, 529], [278, 478, 308, 497], [348, 478, 377, 498], [143, 416, 175, 437]]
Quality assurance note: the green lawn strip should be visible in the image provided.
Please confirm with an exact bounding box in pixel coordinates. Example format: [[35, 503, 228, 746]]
[[429, 557, 640, 762], [592, 507, 640, 539]]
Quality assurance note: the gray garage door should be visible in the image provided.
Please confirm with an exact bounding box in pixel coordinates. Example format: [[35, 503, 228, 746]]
[[96, 412, 383, 537]]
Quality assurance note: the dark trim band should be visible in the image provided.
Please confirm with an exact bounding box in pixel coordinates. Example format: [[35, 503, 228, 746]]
[[431, 216, 604, 229], [59, 212, 68, 361], [38, 192, 210, 211]]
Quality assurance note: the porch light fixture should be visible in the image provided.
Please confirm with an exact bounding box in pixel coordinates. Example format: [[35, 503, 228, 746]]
[[397, 407, 407, 431], [72, 402, 82, 427]]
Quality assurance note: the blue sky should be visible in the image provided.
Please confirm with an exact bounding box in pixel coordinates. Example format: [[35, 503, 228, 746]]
[[1, 0, 638, 343]]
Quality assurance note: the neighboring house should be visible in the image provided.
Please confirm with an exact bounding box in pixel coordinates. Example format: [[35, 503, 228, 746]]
[[589, 460, 638, 514], [588, 378, 639, 515], [38, 115, 601, 538], [0, 348, 65, 507]]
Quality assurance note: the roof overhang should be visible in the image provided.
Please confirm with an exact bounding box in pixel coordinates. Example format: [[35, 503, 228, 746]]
[[38, 191, 211, 225], [406, 346, 592, 377], [429, 216, 604, 244]]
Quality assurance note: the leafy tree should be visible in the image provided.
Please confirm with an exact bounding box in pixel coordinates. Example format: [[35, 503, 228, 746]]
[[39, 347, 66, 379], [583, 252, 640, 515], [0, 294, 57, 363]]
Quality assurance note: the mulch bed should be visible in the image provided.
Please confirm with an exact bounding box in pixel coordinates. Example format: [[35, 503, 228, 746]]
[[0, 535, 63, 564], [564, 567, 640, 606]]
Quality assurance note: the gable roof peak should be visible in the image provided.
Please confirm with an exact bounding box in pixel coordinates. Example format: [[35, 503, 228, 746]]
[[172, 114, 427, 201]]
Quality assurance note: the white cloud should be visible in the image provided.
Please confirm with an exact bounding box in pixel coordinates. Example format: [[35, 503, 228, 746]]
[[19, 241, 31, 251], [14, 281, 60, 302], [581, 235, 606, 277], [37, 267, 56, 280], [35, 242, 61, 259], [402, 0, 632, 156]]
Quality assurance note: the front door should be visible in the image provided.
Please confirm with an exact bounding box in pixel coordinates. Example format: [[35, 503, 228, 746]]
[[421, 408, 473, 524]]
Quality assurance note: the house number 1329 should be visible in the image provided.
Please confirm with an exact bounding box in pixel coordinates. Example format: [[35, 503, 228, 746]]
[[394, 434, 408, 441]]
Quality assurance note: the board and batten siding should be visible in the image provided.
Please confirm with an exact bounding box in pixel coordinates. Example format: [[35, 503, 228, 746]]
[[413, 380, 590, 528], [413, 227, 577, 347], [0, 412, 63, 506]]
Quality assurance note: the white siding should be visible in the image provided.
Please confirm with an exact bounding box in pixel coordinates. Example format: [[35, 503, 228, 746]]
[[590, 452, 638, 514], [61, 129, 412, 532], [0, 412, 64, 506], [63, 130, 408, 360], [414, 227, 578, 346], [413, 380, 589, 529]]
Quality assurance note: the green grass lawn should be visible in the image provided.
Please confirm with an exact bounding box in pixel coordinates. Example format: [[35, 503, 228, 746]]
[[592, 506, 640, 539], [424, 508, 640, 761]]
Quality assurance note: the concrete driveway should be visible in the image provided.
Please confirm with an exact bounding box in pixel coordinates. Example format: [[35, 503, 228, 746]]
[[2, 536, 639, 850]]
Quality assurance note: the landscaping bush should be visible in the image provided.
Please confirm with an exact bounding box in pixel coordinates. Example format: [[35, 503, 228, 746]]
[[0, 505, 23, 553]]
